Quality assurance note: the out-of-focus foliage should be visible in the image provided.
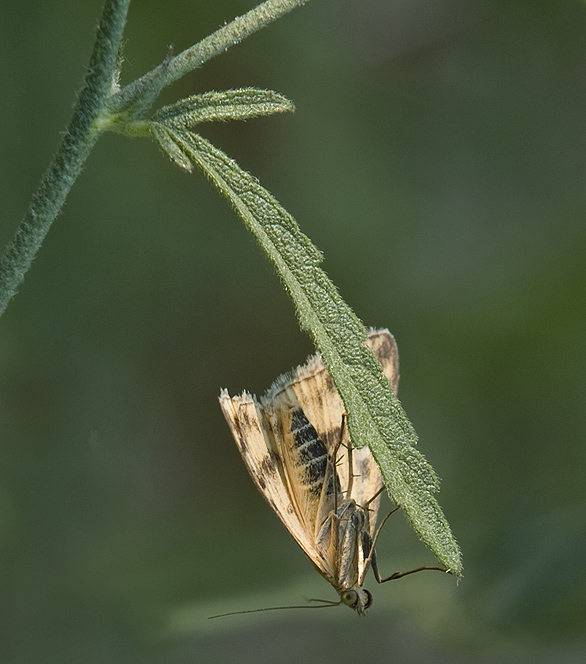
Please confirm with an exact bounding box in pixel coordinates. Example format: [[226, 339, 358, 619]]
[[1, 1, 585, 662]]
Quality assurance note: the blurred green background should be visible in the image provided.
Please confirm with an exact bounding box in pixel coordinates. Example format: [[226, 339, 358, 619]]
[[2, 0, 586, 662]]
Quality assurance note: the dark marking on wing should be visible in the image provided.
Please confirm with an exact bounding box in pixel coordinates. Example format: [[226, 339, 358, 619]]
[[241, 410, 254, 427], [236, 434, 249, 456], [323, 424, 343, 451], [314, 370, 336, 392], [290, 408, 329, 493], [256, 471, 267, 490], [373, 340, 393, 363], [260, 451, 279, 477], [289, 408, 342, 498]]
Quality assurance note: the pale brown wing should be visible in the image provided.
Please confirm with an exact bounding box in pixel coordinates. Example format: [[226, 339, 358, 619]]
[[219, 391, 317, 560], [366, 328, 400, 394], [220, 329, 400, 594], [265, 353, 346, 460], [219, 390, 336, 584], [262, 396, 330, 534], [263, 329, 399, 535], [352, 328, 400, 515], [263, 390, 341, 583]]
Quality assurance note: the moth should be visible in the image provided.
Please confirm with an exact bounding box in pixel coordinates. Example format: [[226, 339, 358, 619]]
[[219, 329, 407, 615]]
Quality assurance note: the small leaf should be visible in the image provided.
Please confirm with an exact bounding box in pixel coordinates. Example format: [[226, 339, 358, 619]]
[[166, 126, 462, 575], [150, 123, 193, 171], [151, 88, 294, 129]]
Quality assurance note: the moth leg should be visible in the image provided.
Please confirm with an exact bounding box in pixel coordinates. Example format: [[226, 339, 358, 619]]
[[332, 413, 361, 503], [372, 554, 451, 583], [362, 505, 401, 576], [363, 504, 449, 580], [340, 414, 354, 499], [313, 415, 346, 542], [319, 416, 355, 557], [364, 485, 386, 509], [329, 413, 351, 514]]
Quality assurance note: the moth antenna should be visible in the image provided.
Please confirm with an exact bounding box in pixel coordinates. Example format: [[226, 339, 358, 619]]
[[208, 600, 340, 619]]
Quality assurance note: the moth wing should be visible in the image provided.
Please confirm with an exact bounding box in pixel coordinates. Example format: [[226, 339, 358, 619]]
[[219, 390, 334, 580], [220, 328, 401, 588], [366, 328, 400, 394], [219, 390, 318, 561], [261, 388, 340, 584], [351, 329, 400, 523], [266, 357, 349, 507], [267, 356, 345, 459], [261, 395, 321, 533], [277, 329, 400, 534]]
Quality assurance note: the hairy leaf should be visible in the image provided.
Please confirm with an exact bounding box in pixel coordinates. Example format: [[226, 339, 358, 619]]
[[152, 88, 294, 129], [154, 126, 462, 574]]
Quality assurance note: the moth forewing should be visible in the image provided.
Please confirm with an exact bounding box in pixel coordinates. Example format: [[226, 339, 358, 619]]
[[218, 390, 317, 561], [266, 395, 340, 540], [365, 328, 400, 394], [266, 328, 399, 531]]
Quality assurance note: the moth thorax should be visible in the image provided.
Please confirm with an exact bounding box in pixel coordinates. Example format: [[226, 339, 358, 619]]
[[339, 587, 373, 615]]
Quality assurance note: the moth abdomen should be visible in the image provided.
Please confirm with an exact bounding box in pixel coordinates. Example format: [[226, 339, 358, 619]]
[[289, 407, 334, 493]]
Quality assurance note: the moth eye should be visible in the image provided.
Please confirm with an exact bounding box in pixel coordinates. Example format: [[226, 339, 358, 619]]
[[340, 590, 358, 608]]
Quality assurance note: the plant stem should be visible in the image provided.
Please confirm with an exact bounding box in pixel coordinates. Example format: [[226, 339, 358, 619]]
[[109, 0, 309, 113], [0, 0, 311, 317], [0, 0, 131, 317]]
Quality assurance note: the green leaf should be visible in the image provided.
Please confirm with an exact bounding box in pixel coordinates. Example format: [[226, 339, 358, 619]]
[[150, 124, 194, 171], [159, 126, 462, 575], [106, 0, 311, 115], [151, 88, 294, 129]]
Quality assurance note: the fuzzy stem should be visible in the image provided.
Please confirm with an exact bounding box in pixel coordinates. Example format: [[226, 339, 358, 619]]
[[0, 0, 131, 316], [109, 0, 309, 112]]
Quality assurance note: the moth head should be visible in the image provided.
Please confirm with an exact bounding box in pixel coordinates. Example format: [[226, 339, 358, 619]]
[[339, 587, 373, 615]]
